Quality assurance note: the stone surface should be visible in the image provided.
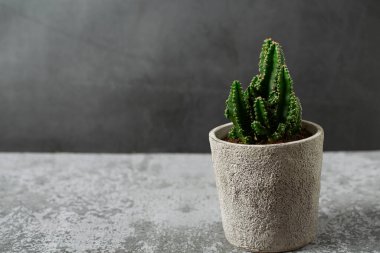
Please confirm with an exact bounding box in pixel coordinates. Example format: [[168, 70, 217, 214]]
[[0, 152, 379, 252], [209, 121, 324, 252]]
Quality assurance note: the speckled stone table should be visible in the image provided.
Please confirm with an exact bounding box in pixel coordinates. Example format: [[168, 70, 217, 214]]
[[0, 152, 379, 253]]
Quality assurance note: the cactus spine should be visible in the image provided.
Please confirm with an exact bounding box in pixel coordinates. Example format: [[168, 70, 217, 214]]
[[225, 38, 302, 144]]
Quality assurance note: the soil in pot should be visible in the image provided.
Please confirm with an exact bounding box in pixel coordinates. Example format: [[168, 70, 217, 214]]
[[223, 127, 312, 145]]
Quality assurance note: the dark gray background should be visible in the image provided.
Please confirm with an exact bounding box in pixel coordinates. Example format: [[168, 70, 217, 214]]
[[0, 0, 379, 152]]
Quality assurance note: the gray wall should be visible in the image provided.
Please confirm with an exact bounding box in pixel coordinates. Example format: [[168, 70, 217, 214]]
[[0, 0, 379, 152]]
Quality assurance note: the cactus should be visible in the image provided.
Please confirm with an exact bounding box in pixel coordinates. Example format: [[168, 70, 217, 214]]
[[224, 38, 302, 144]]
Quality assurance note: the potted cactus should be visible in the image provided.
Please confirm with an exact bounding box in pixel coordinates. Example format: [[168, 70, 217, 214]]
[[209, 39, 324, 252]]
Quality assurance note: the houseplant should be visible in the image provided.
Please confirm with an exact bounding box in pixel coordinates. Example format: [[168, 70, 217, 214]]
[[209, 38, 324, 252]]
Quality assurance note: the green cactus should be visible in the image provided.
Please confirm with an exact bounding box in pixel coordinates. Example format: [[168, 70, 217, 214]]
[[225, 38, 302, 144]]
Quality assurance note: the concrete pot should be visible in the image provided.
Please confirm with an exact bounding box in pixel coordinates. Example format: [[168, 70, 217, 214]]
[[209, 120, 324, 252]]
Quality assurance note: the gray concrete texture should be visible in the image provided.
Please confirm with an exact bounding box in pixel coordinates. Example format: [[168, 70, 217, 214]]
[[209, 121, 324, 251], [0, 0, 379, 152], [0, 152, 379, 252]]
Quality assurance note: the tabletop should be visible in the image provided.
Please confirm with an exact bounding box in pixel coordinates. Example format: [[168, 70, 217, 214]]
[[0, 152, 379, 253]]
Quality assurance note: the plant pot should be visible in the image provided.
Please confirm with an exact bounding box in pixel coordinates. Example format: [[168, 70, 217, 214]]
[[209, 120, 324, 252]]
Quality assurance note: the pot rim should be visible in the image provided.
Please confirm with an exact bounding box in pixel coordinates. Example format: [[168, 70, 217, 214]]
[[209, 120, 323, 148]]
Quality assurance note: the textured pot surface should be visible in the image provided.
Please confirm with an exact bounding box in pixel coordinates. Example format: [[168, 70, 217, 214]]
[[209, 120, 324, 252]]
